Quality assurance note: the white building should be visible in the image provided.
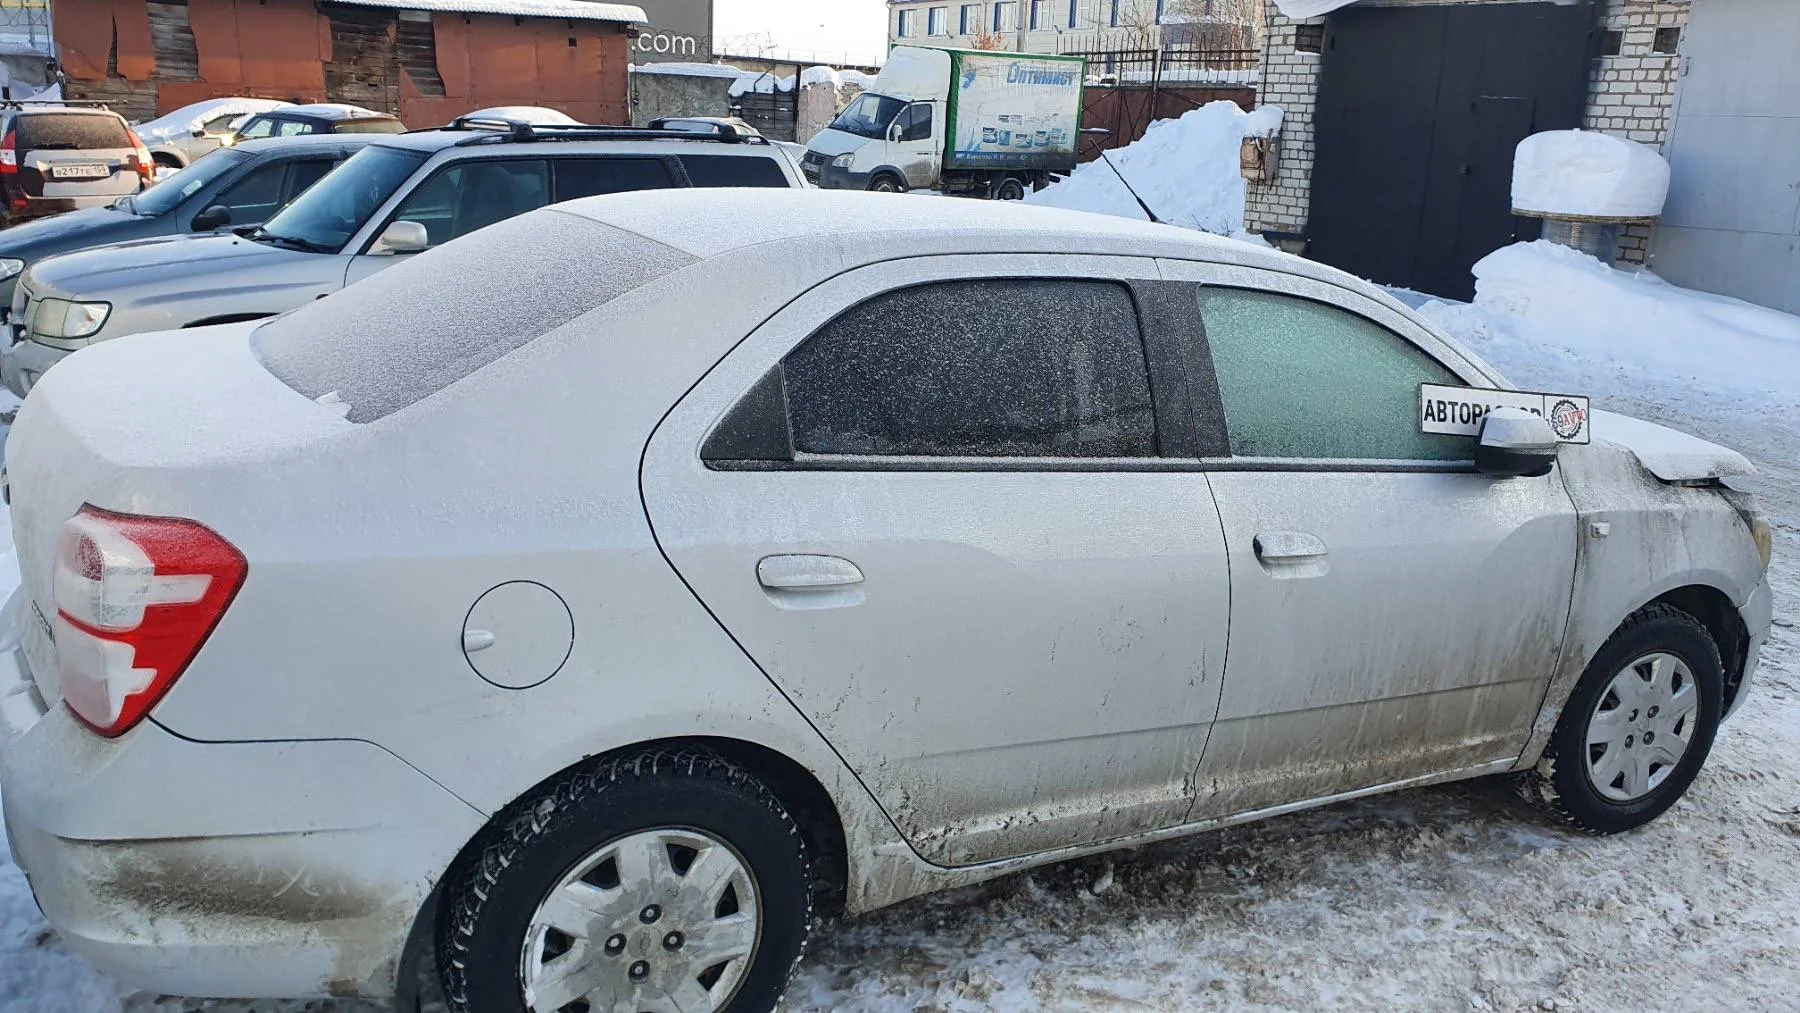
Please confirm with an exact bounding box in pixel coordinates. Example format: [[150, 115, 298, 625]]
[[886, 0, 1259, 56]]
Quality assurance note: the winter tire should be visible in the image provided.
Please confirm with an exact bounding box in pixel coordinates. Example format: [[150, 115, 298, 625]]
[[993, 177, 1027, 201], [1521, 603, 1723, 835], [439, 748, 812, 1013], [868, 174, 904, 193]]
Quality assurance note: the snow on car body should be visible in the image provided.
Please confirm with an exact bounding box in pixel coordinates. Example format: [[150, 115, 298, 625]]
[[0, 191, 1774, 1011]]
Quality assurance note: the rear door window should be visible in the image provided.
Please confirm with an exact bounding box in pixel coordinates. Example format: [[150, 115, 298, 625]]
[[780, 279, 1157, 458], [677, 154, 790, 188], [16, 113, 131, 151], [553, 157, 677, 200], [275, 119, 314, 137]]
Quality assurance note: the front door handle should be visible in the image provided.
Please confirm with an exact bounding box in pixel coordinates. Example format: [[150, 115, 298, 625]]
[[757, 554, 865, 591], [1254, 532, 1329, 561]]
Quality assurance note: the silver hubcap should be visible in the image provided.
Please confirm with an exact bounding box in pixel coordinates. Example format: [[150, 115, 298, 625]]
[[1585, 652, 1699, 802], [520, 829, 760, 1013]]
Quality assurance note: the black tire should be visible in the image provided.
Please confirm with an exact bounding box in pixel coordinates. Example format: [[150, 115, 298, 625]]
[[868, 174, 905, 193], [153, 153, 184, 172], [993, 177, 1027, 201], [1519, 603, 1723, 835], [439, 748, 812, 1013]]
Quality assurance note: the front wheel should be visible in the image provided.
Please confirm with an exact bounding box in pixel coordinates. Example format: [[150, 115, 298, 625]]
[[868, 174, 905, 194], [1520, 603, 1723, 834], [439, 748, 813, 1013]]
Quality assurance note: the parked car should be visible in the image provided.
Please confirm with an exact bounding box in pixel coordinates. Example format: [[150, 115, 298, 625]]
[[232, 103, 405, 141], [133, 97, 292, 171], [0, 192, 1771, 1011], [0, 134, 376, 313], [0, 119, 806, 395], [0, 103, 152, 224]]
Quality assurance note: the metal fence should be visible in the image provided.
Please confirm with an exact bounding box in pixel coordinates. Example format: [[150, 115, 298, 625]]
[[1057, 44, 1260, 160], [0, 0, 53, 62]]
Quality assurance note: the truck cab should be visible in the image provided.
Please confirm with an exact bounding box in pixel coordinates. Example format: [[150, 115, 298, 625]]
[[805, 48, 950, 193]]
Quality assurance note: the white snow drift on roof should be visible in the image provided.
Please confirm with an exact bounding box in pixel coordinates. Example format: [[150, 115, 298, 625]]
[[133, 97, 291, 144], [1274, 0, 1360, 16], [1420, 240, 1800, 413], [285, 102, 387, 119], [334, 0, 646, 24], [631, 62, 747, 80], [800, 65, 879, 92], [1024, 101, 1282, 236], [1513, 130, 1670, 219], [461, 105, 578, 125]]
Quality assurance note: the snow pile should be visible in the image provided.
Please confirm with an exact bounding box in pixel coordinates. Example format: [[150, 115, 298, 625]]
[[799, 65, 879, 92], [133, 98, 290, 145], [729, 72, 793, 97], [1025, 101, 1282, 236], [631, 62, 746, 80], [1421, 241, 1800, 409], [1513, 130, 1670, 219]]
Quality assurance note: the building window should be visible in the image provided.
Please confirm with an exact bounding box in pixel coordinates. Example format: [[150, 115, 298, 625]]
[[1110, 0, 1120, 27], [1653, 26, 1681, 54], [928, 6, 950, 35], [1069, 0, 1080, 29], [1600, 29, 1624, 56], [1030, 0, 1049, 30], [993, 1, 1017, 32], [1156, 0, 1166, 23], [961, 3, 982, 34], [1295, 22, 1324, 54], [897, 9, 918, 37]]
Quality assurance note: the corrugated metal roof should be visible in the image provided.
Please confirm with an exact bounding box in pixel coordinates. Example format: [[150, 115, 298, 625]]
[[331, 0, 648, 26]]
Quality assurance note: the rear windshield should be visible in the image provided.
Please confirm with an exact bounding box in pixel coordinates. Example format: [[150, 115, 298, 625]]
[[679, 154, 790, 189], [15, 112, 132, 151], [333, 119, 407, 135], [253, 210, 696, 422]]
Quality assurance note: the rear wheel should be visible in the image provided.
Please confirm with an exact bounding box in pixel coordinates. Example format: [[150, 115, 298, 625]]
[[439, 748, 812, 1013], [992, 176, 1028, 201], [868, 173, 905, 194], [1520, 604, 1723, 834]]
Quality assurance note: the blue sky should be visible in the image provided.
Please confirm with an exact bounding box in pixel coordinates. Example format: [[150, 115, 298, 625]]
[[714, 0, 889, 65]]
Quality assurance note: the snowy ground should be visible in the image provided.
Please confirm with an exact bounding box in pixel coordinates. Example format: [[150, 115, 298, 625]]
[[3, 264, 1799, 1012]]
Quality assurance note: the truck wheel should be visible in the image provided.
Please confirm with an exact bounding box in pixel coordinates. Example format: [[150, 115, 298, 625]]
[[439, 747, 813, 1013], [993, 177, 1028, 201], [868, 173, 905, 194], [1518, 603, 1723, 835]]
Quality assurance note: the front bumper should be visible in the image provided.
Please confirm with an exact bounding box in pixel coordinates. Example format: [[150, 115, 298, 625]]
[[818, 162, 875, 190], [0, 621, 485, 999], [1728, 578, 1774, 722], [0, 337, 70, 397]]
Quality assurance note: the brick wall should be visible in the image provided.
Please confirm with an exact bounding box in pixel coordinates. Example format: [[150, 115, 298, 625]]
[[1245, 0, 1691, 264]]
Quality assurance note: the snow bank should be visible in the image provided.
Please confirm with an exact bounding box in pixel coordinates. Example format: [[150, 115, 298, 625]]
[[133, 98, 291, 144], [1025, 101, 1281, 236], [630, 61, 745, 80], [1421, 241, 1800, 409], [800, 65, 878, 92], [1513, 130, 1670, 219]]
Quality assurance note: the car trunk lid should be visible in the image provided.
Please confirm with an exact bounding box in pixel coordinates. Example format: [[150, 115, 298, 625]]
[[5, 322, 352, 706]]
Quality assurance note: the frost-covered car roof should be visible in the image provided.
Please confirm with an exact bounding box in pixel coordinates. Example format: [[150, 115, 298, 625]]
[[281, 103, 392, 121], [134, 98, 291, 144]]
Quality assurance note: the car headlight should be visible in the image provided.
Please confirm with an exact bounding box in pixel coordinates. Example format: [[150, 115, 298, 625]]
[[832, 153, 854, 168], [33, 298, 111, 340], [1752, 513, 1773, 573], [0, 259, 23, 283]]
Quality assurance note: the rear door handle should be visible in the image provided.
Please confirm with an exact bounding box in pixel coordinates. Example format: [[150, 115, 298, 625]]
[[1254, 532, 1329, 561], [757, 554, 865, 590]]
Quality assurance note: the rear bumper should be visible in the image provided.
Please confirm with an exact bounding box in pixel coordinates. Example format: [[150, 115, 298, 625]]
[[1728, 578, 1774, 722], [0, 620, 486, 999], [1, 337, 70, 397]]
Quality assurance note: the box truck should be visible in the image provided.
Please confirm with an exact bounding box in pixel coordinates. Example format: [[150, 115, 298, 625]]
[[802, 46, 1086, 200]]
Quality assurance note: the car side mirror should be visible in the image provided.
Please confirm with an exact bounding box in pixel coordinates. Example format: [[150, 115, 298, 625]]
[[1476, 407, 1558, 479], [371, 220, 429, 256], [192, 204, 231, 231], [191, 127, 207, 138], [887, 120, 903, 143]]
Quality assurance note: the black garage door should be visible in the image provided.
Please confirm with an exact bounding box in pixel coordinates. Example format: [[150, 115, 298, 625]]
[[1307, 2, 1595, 300]]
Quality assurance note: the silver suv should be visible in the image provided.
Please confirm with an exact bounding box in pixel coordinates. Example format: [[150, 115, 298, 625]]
[[0, 103, 151, 224], [0, 119, 804, 395]]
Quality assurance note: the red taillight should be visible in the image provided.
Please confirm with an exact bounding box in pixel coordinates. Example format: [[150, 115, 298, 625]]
[[0, 129, 16, 175], [126, 128, 153, 183], [53, 506, 247, 737]]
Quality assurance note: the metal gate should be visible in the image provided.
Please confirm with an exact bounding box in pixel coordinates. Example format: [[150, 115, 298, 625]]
[[1307, 2, 1594, 300]]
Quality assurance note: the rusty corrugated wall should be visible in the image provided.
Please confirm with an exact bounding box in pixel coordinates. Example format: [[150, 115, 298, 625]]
[[56, 0, 631, 126]]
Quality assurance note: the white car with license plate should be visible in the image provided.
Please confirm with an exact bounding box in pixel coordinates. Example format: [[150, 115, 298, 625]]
[[0, 191, 1774, 1013]]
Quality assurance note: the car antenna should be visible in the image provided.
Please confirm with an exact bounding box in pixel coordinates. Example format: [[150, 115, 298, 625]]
[[1098, 150, 1161, 225]]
